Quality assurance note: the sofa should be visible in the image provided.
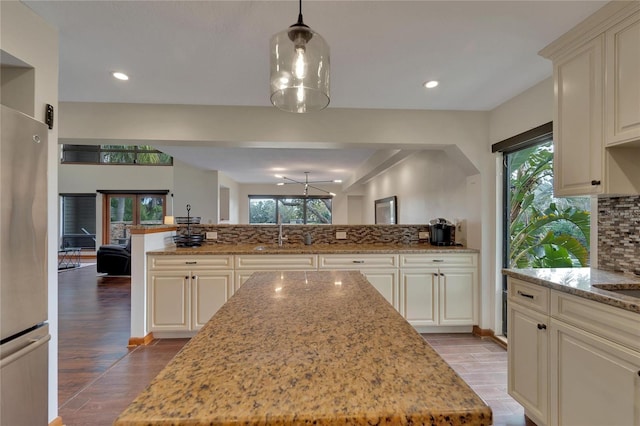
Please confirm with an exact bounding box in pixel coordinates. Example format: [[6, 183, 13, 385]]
[[97, 238, 131, 276]]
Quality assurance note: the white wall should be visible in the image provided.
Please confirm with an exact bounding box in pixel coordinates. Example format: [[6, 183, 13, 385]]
[[1, 1, 59, 422], [218, 172, 240, 224], [362, 151, 473, 227], [173, 160, 218, 224]]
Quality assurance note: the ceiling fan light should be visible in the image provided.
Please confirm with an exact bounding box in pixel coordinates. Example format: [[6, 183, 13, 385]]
[[270, 18, 330, 113]]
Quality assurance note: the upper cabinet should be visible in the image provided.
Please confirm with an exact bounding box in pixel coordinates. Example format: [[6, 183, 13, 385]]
[[540, 2, 640, 197], [605, 11, 640, 146]]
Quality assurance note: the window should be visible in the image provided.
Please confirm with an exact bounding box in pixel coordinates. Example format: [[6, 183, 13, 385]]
[[62, 144, 172, 165], [249, 196, 332, 224], [60, 194, 96, 249], [493, 123, 590, 335]]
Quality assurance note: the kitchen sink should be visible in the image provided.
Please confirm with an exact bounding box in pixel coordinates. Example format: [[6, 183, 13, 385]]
[[592, 283, 640, 299]]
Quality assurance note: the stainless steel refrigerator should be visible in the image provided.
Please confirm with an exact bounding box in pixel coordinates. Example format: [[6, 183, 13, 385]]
[[0, 104, 50, 425]]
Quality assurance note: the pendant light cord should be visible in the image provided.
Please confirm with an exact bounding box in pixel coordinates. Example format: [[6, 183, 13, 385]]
[[297, 0, 304, 25]]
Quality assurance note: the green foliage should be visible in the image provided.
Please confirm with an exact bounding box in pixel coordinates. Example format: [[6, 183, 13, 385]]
[[508, 142, 590, 268], [249, 197, 332, 224]]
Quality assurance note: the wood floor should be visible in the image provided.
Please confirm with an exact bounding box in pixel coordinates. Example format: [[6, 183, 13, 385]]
[[58, 265, 527, 426]]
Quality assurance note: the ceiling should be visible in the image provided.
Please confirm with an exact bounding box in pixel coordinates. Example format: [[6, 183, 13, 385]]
[[23, 0, 607, 184]]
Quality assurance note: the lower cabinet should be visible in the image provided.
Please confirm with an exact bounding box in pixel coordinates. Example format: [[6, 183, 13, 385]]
[[234, 254, 318, 290], [318, 254, 399, 310], [507, 299, 549, 426], [507, 277, 640, 426], [400, 253, 478, 328], [550, 319, 640, 426], [148, 270, 234, 332]]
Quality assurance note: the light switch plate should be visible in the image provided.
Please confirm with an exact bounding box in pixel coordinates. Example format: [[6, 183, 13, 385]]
[[206, 231, 218, 240], [419, 231, 429, 239], [336, 231, 347, 240]]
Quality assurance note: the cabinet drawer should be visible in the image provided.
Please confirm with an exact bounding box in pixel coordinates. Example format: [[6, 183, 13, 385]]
[[400, 253, 477, 268], [551, 290, 640, 352], [508, 278, 550, 314], [234, 254, 317, 270], [148, 255, 233, 270], [318, 254, 398, 269]]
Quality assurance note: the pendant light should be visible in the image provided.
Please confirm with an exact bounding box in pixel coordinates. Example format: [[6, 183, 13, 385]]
[[270, 0, 330, 113]]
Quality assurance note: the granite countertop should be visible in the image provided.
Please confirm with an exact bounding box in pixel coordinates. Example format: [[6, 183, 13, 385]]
[[148, 243, 478, 255], [503, 267, 640, 314], [114, 271, 492, 426]]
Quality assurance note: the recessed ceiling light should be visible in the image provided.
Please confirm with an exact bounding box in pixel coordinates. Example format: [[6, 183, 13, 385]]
[[424, 80, 439, 89], [112, 72, 129, 81]]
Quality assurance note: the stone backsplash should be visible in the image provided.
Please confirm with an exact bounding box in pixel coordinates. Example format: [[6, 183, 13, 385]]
[[177, 224, 431, 246], [598, 196, 640, 275]]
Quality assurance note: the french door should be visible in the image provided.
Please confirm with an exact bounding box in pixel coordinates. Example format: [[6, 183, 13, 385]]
[[102, 192, 166, 245]]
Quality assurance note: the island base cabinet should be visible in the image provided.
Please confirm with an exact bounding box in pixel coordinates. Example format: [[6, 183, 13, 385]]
[[550, 319, 640, 426], [148, 273, 189, 331], [507, 302, 549, 426], [148, 271, 233, 333]]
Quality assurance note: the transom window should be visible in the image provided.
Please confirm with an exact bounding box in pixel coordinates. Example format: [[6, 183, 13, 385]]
[[61, 144, 172, 165], [249, 196, 332, 224]]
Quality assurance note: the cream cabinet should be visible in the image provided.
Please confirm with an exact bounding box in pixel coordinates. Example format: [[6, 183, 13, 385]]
[[507, 278, 550, 426], [400, 253, 477, 329], [318, 254, 399, 310], [234, 254, 317, 290], [549, 290, 640, 426], [552, 36, 604, 197], [147, 255, 234, 334], [540, 2, 640, 197], [605, 11, 640, 146], [507, 277, 640, 426]]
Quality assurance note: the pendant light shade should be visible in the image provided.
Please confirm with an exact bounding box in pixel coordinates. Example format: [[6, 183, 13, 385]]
[[270, 2, 330, 113]]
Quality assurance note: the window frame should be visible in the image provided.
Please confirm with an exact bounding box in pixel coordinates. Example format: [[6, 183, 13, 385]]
[[248, 195, 333, 225], [61, 144, 173, 166]]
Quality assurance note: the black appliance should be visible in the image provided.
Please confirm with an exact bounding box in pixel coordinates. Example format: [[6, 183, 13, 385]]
[[429, 218, 456, 246]]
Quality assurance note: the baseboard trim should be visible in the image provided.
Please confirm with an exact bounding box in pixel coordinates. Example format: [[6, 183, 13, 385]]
[[49, 416, 63, 426], [472, 325, 494, 337], [128, 333, 154, 347]]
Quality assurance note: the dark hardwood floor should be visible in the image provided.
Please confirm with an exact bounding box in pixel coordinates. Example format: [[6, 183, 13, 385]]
[[58, 265, 526, 426]]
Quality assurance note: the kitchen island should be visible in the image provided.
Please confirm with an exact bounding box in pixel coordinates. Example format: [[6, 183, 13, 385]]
[[115, 270, 492, 425]]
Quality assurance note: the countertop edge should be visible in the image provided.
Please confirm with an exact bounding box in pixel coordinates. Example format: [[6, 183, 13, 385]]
[[503, 268, 640, 314]]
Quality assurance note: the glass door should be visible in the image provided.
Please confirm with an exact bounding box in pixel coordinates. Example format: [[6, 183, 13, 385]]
[[103, 193, 165, 245]]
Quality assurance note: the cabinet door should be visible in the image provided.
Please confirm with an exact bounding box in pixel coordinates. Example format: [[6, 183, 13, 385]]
[[550, 320, 640, 426], [192, 271, 234, 330], [605, 12, 640, 146], [400, 269, 438, 326], [361, 269, 398, 310], [508, 302, 549, 426], [438, 268, 475, 325], [554, 36, 604, 196], [148, 272, 189, 331]]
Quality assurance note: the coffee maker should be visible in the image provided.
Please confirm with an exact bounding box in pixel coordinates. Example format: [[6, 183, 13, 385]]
[[428, 218, 456, 246]]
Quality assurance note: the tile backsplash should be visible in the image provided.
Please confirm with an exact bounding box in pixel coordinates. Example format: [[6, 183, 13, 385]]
[[598, 196, 640, 275], [177, 224, 432, 246]]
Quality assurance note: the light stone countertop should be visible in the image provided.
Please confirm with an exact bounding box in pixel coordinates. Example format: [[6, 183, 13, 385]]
[[114, 271, 492, 426], [503, 268, 640, 314], [147, 242, 479, 255]]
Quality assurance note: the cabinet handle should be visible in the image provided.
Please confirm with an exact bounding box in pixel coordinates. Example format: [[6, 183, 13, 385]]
[[517, 290, 535, 299], [352, 260, 365, 264], [537, 323, 547, 330], [192, 275, 196, 280], [185, 276, 189, 280], [185, 261, 197, 265], [433, 273, 439, 277], [591, 180, 601, 186], [440, 273, 445, 276], [432, 259, 444, 263]]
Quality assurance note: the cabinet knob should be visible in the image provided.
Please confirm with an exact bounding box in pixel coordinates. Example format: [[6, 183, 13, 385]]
[[433, 273, 439, 277], [591, 180, 601, 186], [185, 276, 189, 280], [192, 275, 196, 280], [537, 323, 547, 330], [440, 273, 445, 277]]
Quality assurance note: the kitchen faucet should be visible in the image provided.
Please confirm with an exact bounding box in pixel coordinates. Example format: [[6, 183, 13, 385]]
[[278, 220, 287, 247]]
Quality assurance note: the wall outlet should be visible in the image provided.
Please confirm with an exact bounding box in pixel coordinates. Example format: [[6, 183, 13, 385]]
[[206, 231, 218, 240], [336, 231, 347, 240], [419, 231, 429, 240]]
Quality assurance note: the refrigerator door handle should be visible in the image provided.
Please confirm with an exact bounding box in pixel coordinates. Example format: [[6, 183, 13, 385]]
[[0, 333, 51, 369]]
